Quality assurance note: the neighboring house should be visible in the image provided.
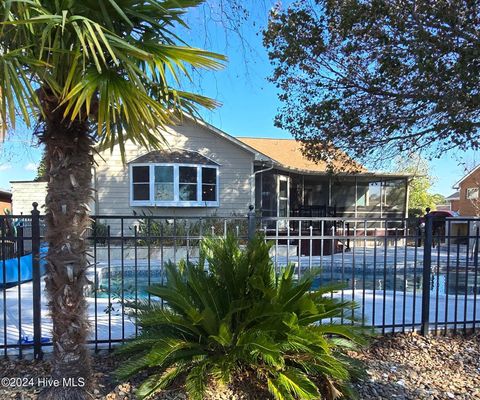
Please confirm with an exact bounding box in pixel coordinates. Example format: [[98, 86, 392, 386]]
[[435, 203, 455, 212], [10, 118, 410, 220], [449, 166, 480, 216], [10, 181, 50, 215], [443, 191, 460, 213], [0, 188, 11, 213]]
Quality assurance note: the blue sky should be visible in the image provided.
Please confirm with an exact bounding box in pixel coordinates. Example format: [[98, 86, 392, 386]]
[[0, 2, 474, 196]]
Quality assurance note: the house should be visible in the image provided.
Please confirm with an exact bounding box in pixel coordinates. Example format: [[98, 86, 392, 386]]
[[10, 182, 50, 215], [10, 118, 410, 221], [448, 166, 480, 216], [436, 191, 460, 212], [435, 202, 455, 212], [0, 188, 11, 213]]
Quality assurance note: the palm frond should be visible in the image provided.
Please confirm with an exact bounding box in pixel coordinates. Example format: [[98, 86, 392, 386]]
[[267, 376, 294, 400], [277, 368, 320, 400], [0, 0, 225, 154], [185, 361, 209, 400], [136, 365, 187, 400]]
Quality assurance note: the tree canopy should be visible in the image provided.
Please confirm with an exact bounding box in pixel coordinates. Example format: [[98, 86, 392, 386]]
[[0, 0, 225, 152], [263, 0, 480, 166]]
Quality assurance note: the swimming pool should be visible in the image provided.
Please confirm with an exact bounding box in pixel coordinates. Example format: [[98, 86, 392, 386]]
[[91, 265, 480, 299]]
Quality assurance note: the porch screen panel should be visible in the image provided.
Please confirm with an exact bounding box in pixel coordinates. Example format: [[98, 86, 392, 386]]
[[331, 178, 356, 216], [383, 179, 406, 217], [356, 180, 382, 218], [255, 173, 262, 211], [289, 175, 302, 212], [303, 177, 329, 206], [278, 178, 288, 217], [261, 172, 277, 217]]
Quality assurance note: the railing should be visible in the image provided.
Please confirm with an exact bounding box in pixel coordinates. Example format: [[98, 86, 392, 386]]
[[1, 204, 479, 357]]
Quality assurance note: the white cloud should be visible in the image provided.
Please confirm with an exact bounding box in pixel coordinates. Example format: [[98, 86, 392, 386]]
[[0, 164, 12, 171], [24, 162, 38, 171]]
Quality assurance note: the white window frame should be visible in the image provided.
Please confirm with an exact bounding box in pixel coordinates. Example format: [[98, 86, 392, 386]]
[[466, 187, 479, 200], [277, 175, 290, 230], [129, 163, 220, 207]]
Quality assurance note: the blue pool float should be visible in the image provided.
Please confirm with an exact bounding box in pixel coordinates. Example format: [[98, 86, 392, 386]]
[[0, 246, 48, 286]]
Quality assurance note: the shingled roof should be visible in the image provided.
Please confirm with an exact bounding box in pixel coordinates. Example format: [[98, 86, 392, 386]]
[[237, 137, 365, 173], [129, 149, 219, 166]]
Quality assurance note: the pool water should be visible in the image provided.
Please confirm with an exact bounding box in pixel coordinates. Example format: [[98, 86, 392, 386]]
[[92, 268, 480, 299]]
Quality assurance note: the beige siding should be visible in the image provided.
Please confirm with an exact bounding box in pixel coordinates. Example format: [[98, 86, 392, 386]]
[[11, 182, 48, 215], [94, 120, 254, 217]]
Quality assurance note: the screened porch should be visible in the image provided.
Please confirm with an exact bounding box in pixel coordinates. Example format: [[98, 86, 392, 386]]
[[254, 169, 409, 220]]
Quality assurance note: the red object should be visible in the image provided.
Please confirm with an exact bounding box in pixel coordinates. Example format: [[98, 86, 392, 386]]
[[428, 210, 456, 218], [419, 210, 456, 225]]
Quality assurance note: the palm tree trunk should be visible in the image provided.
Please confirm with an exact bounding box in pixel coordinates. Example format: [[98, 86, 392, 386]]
[[38, 114, 94, 400]]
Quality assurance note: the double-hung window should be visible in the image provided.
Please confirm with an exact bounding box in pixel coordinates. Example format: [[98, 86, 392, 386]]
[[130, 163, 219, 207], [154, 166, 174, 201], [179, 166, 198, 201], [132, 166, 150, 201]]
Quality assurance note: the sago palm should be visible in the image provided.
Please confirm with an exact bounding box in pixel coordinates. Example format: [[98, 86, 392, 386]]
[[117, 235, 367, 400], [0, 1, 225, 399]]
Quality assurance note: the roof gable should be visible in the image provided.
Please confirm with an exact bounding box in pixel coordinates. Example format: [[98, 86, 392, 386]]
[[183, 116, 272, 162], [453, 164, 480, 188], [446, 191, 460, 200], [95, 115, 272, 163]]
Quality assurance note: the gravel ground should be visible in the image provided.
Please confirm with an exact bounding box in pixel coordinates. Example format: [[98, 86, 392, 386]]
[[352, 332, 480, 400], [0, 332, 479, 399]]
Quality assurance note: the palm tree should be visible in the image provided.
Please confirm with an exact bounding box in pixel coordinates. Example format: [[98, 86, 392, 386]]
[[0, 1, 225, 399]]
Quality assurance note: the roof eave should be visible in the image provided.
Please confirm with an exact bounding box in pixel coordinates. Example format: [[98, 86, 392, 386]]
[[254, 162, 412, 178], [453, 164, 480, 189]]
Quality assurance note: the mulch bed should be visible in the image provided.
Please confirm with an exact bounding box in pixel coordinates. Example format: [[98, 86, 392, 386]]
[[0, 332, 479, 399]]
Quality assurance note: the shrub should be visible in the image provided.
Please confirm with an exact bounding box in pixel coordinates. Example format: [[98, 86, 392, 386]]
[[116, 235, 366, 400], [91, 220, 108, 245], [134, 210, 249, 247]]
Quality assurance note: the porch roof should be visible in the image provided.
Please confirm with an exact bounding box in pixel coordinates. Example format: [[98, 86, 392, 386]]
[[238, 137, 361, 173], [239, 138, 411, 179]]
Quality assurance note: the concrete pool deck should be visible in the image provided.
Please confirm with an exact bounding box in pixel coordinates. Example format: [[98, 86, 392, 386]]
[[1, 282, 479, 353]]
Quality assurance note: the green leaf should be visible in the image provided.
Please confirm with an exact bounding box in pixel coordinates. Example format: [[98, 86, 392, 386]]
[[0, 0, 225, 159], [278, 368, 320, 400], [185, 362, 209, 400], [136, 365, 186, 400], [209, 322, 233, 347]]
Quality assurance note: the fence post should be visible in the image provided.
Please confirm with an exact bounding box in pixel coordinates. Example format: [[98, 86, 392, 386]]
[[247, 205, 256, 242], [17, 222, 24, 257], [31, 202, 43, 360], [421, 211, 433, 336]]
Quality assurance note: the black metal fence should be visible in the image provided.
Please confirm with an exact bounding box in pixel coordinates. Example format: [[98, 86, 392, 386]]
[[1, 205, 479, 358]]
